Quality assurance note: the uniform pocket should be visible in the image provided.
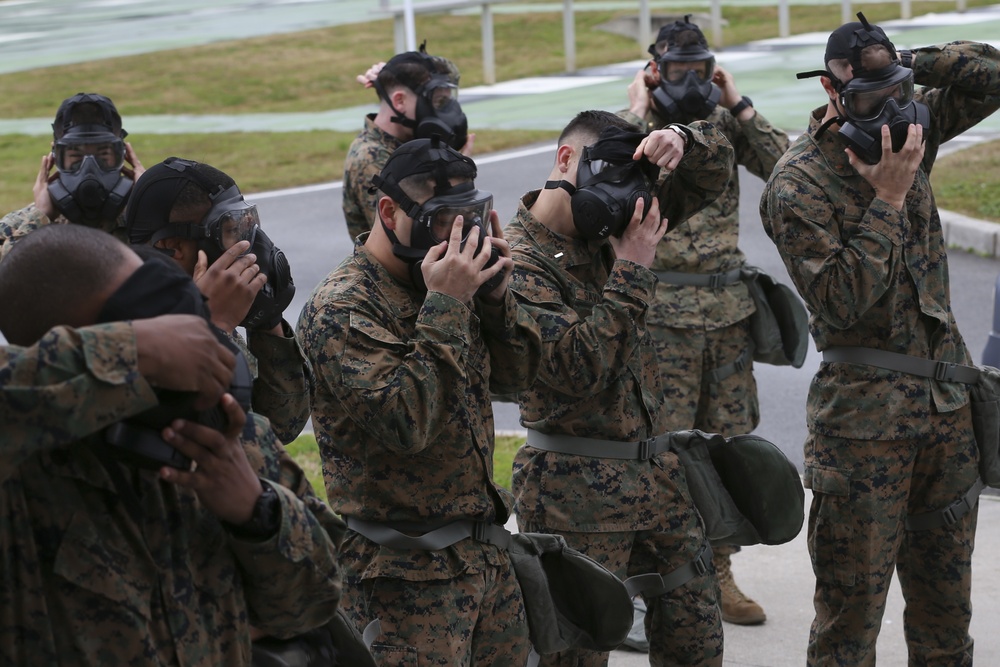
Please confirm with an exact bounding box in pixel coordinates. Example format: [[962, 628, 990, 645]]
[[370, 643, 418, 666], [804, 465, 855, 587]]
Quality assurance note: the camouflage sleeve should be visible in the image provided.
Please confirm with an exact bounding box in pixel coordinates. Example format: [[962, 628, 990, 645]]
[[0, 205, 54, 263], [476, 288, 542, 395], [760, 170, 906, 329], [616, 109, 650, 132], [912, 41, 1000, 149], [725, 110, 789, 182], [509, 253, 657, 396], [658, 120, 735, 230], [304, 290, 475, 455], [233, 413, 342, 638], [0, 323, 158, 478], [246, 321, 313, 444], [342, 144, 383, 242]]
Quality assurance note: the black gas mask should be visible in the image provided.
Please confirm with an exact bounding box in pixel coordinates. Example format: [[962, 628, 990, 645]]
[[96, 253, 253, 470], [544, 128, 658, 241], [47, 125, 132, 226], [648, 15, 721, 121], [371, 137, 501, 296], [374, 45, 469, 150], [799, 12, 930, 165], [126, 157, 295, 331]]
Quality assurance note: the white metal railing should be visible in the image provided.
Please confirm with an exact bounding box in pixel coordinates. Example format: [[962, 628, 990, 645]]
[[376, 0, 972, 83]]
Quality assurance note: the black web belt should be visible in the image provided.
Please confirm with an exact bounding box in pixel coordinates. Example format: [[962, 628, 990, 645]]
[[905, 478, 985, 532], [345, 517, 511, 551], [526, 429, 672, 460], [654, 268, 743, 289], [623, 543, 714, 597], [821, 346, 980, 384]]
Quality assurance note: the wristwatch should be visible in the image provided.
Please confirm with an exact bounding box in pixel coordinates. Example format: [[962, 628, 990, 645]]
[[729, 95, 753, 117], [224, 482, 281, 541], [899, 49, 914, 69]]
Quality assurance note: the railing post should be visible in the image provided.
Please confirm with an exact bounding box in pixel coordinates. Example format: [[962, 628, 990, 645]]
[[639, 0, 651, 56], [842, 0, 852, 25], [779, 0, 790, 37], [957, 0, 967, 11], [482, 3, 496, 84], [394, 15, 406, 54], [710, 0, 723, 49], [901, 0, 912, 19], [563, 0, 576, 73]]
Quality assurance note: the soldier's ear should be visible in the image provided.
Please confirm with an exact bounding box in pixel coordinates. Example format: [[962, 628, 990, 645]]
[[377, 196, 398, 230]]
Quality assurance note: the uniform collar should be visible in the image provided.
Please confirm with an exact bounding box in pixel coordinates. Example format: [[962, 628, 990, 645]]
[[516, 190, 608, 267], [353, 233, 423, 318], [806, 105, 856, 178]]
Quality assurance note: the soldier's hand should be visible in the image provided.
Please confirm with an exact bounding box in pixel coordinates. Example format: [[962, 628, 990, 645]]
[[713, 66, 747, 116], [628, 68, 653, 118], [194, 240, 266, 332], [422, 215, 500, 303], [847, 123, 924, 211], [609, 196, 667, 268], [635, 128, 686, 171], [479, 210, 514, 305], [32, 153, 59, 221], [356, 61, 386, 88], [159, 393, 264, 525], [133, 314, 236, 411], [460, 132, 476, 158], [121, 142, 145, 181]]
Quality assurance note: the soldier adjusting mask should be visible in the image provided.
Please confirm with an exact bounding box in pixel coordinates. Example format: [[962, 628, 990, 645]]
[[371, 136, 501, 295], [649, 15, 721, 121], [798, 12, 930, 164], [544, 127, 658, 241]]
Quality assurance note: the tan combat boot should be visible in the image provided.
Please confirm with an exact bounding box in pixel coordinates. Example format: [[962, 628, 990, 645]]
[[714, 551, 766, 625]]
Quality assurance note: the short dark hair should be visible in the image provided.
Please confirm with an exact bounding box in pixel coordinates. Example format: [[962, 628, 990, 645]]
[[558, 110, 637, 147], [0, 224, 132, 345], [170, 162, 236, 219]]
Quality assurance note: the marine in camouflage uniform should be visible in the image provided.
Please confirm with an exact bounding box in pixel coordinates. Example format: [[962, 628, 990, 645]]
[[300, 138, 542, 666], [760, 27, 1000, 665], [507, 111, 734, 667], [618, 16, 790, 627], [342, 114, 404, 241], [0, 246, 345, 666], [341, 49, 464, 242]]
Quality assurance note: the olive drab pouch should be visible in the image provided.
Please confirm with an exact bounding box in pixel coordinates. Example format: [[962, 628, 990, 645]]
[[741, 265, 809, 368], [509, 532, 633, 654], [668, 430, 805, 546], [970, 365, 1000, 488]]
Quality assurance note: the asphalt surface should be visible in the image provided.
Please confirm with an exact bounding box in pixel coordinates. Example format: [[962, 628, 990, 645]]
[[5, 1, 1000, 663]]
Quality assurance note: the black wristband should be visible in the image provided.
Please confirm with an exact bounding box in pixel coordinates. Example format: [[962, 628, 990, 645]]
[[729, 95, 753, 116], [224, 482, 281, 541]]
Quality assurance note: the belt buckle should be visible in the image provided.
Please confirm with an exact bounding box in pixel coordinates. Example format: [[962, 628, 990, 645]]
[[708, 273, 724, 289], [471, 521, 487, 542], [637, 438, 653, 460], [934, 361, 957, 382], [693, 547, 710, 576]]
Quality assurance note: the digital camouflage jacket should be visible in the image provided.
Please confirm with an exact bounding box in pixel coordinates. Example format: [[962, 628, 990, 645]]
[[506, 120, 735, 532], [619, 105, 789, 329], [341, 114, 403, 242], [297, 239, 542, 579], [761, 40, 1000, 440], [0, 323, 344, 666]]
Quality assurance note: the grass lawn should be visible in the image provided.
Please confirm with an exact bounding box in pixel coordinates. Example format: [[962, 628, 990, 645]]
[[932, 139, 1000, 223], [1, 1, 996, 220], [285, 432, 525, 504]]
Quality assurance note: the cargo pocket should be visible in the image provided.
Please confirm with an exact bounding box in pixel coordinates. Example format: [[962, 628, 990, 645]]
[[804, 465, 855, 588]]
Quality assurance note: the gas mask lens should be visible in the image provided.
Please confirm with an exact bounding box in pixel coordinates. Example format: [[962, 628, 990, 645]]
[[203, 188, 261, 251], [842, 69, 915, 121], [661, 57, 714, 83], [55, 137, 125, 174], [427, 83, 458, 110], [419, 191, 494, 244]]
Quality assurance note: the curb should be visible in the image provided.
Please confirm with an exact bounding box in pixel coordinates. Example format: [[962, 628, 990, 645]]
[[942, 209, 1000, 258]]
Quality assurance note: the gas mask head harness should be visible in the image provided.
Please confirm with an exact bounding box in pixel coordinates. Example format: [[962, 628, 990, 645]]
[[47, 93, 133, 227], [97, 248, 254, 470], [124, 157, 295, 330], [797, 12, 929, 165], [373, 42, 469, 151], [544, 126, 659, 241], [648, 16, 721, 121], [370, 136, 501, 295]]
